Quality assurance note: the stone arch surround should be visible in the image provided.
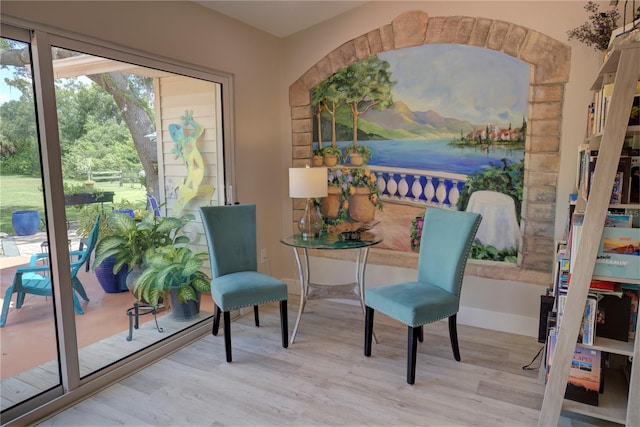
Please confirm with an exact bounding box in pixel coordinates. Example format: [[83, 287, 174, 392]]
[[289, 11, 570, 284]]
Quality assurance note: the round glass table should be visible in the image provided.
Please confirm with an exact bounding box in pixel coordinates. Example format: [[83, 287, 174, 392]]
[[281, 232, 382, 344]]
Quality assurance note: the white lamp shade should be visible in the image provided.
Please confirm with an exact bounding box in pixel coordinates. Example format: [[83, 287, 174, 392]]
[[289, 167, 328, 198]]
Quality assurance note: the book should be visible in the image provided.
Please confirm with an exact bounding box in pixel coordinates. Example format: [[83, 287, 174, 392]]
[[624, 289, 639, 340], [596, 294, 631, 342], [546, 328, 602, 406], [556, 292, 597, 346], [594, 227, 640, 281]]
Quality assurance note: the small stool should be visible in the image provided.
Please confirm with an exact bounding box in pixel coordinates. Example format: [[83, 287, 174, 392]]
[[126, 302, 163, 341]]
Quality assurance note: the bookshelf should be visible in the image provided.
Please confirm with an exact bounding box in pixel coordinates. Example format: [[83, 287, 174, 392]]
[[538, 37, 640, 427]]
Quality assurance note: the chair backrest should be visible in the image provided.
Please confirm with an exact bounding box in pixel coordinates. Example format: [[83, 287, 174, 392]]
[[416, 208, 481, 296], [200, 204, 257, 278], [71, 214, 101, 274]]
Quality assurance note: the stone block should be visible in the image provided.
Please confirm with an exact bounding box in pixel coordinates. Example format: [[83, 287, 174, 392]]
[[527, 153, 560, 173], [292, 145, 311, 159], [486, 20, 510, 50], [291, 118, 312, 133], [289, 80, 309, 107], [529, 118, 561, 136], [521, 32, 571, 84], [353, 35, 371, 59], [455, 17, 476, 44], [291, 105, 311, 120], [380, 24, 394, 51], [525, 184, 556, 203], [523, 202, 556, 220], [522, 219, 554, 238], [425, 17, 447, 43], [530, 102, 562, 121], [366, 29, 384, 55], [392, 11, 428, 48], [531, 84, 565, 103], [502, 24, 528, 57], [525, 170, 558, 187], [292, 132, 311, 146], [527, 135, 561, 153], [469, 18, 492, 47]]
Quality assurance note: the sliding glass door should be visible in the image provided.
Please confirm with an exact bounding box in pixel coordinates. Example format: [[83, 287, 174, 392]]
[[0, 31, 63, 412], [0, 22, 233, 424]]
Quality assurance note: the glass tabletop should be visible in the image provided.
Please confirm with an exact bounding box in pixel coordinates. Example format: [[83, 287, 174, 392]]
[[281, 232, 383, 249]]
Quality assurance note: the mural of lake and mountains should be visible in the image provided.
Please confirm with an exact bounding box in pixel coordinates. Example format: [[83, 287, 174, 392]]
[[312, 44, 529, 262]]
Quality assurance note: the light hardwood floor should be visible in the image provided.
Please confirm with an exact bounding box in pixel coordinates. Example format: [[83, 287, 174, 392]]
[[37, 300, 614, 426]]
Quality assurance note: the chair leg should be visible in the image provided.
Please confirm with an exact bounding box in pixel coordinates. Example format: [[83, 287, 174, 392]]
[[72, 278, 90, 302], [448, 314, 461, 362], [16, 292, 26, 309], [224, 311, 232, 362], [364, 306, 374, 357], [212, 305, 221, 336], [254, 305, 260, 327], [418, 325, 424, 343], [280, 300, 288, 349], [0, 285, 16, 327], [407, 326, 419, 385]]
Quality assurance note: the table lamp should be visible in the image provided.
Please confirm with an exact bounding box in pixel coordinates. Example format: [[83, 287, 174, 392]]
[[289, 165, 328, 239]]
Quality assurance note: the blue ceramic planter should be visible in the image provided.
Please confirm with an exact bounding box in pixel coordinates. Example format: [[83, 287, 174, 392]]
[[95, 255, 129, 293], [12, 210, 41, 236]]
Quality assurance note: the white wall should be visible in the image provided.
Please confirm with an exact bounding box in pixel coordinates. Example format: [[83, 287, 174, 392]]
[[1, 0, 617, 337], [279, 1, 609, 337]]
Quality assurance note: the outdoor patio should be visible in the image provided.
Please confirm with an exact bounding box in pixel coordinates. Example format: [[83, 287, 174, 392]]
[[0, 230, 214, 411]]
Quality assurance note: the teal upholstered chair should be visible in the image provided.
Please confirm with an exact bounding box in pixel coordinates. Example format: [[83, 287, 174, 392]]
[[0, 215, 100, 327], [364, 208, 481, 384], [200, 204, 288, 362]]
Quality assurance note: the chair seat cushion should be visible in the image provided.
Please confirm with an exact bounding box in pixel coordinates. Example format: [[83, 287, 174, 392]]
[[212, 271, 287, 311], [365, 282, 458, 327]]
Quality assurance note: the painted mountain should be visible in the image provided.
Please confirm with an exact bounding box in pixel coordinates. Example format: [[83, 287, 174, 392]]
[[329, 100, 479, 142]]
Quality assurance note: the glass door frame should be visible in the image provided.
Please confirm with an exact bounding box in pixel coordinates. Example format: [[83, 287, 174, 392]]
[[1, 18, 236, 425]]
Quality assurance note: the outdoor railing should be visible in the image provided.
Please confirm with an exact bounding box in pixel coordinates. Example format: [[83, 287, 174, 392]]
[[368, 165, 468, 210]]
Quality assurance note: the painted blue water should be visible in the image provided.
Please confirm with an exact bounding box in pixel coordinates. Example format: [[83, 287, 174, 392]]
[[327, 139, 523, 175]]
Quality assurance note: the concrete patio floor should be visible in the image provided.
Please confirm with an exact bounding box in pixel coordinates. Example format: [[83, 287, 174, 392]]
[[0, 230, 214, 380]]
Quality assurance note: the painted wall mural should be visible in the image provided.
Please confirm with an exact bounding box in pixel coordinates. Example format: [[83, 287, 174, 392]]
[[312, 44, 529, 263], [169, 110, 214, 214]]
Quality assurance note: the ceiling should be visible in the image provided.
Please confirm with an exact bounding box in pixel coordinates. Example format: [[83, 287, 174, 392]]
[[193, 1, 369, 38]]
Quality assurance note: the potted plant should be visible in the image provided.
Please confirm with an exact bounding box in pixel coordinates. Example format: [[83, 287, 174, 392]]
[[312, 147, 324, 167], [347, 167, 383, 222], [344, 144, 371, 166], [567, 1, 620, 52], [92, 210, 192, 296], [322, 145, 342, 167], [133, 244, 211, 320]]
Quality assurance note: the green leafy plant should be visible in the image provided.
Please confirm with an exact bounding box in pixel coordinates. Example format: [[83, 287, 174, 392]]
[[322, 145, 342, 161], [457, 159, 524, 221], [92, 210, 192, 275], [344, 144, 372, 164], [567, 1, 620, 52], [133, 244, 211, 306]]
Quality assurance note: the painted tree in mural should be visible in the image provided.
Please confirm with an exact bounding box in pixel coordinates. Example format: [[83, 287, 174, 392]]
[[341, 55, 395, 160], [312, 72, 347, 152], [0, 43, 159, 196]]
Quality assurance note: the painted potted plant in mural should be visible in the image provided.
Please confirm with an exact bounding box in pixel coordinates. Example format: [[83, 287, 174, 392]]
[[133, 244, 211, 320], [347, 168, 383, 222], [319, 167, 383, 226]]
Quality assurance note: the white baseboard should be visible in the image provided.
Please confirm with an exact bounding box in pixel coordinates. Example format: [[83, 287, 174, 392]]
[[283, 278, 538, 338], [457, 305, 538, 338]]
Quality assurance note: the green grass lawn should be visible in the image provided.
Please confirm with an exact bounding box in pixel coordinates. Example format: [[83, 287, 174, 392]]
[[0, 175, 147, 235]]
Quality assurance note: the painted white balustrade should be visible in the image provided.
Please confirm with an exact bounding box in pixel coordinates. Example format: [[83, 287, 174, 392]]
[[368, 165, 467, 210]]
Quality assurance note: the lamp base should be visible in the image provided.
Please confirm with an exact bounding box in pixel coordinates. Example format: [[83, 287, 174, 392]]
[[299, 198, 323, 240]]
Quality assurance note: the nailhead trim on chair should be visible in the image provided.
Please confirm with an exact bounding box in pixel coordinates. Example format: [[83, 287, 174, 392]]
[[223, 297, 287, 312]]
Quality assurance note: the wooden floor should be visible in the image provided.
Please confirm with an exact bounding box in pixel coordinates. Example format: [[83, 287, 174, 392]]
[[36, 300, 613, 426]]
